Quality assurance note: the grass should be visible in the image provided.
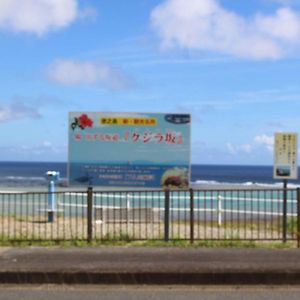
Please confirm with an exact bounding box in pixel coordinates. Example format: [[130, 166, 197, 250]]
[[287, 217, 298, 235], [0, 215, 298, 248], [0, 236, 297, 249]]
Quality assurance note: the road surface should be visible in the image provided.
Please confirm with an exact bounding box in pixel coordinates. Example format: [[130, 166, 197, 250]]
[[0, 285, 300, 300]]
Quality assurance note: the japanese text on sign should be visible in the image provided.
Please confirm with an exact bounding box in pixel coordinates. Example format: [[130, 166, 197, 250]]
[[100, 117, 157, 126], [274, 132, 298, 179], [73, 131, 184, 144]]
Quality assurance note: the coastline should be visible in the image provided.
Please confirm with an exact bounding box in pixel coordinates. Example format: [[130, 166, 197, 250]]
[[0, 181, 293, 193]]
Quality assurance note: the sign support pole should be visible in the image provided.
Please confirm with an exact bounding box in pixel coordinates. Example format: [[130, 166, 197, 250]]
[[273, 133, 298, 243], [283, 179, 288, 243]]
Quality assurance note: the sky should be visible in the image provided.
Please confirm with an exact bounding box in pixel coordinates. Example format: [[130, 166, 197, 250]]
[[1, 0, 300, 165]]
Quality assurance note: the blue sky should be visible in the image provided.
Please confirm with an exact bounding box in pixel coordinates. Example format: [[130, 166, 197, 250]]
[[1, 0, 300, 165]]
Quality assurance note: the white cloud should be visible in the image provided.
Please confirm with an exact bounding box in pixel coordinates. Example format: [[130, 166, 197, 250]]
[[8, 141, 66, 157], [42, 140, 52, 148], [256, 7, 300, 41], [226, 134, 275, 158], [0, 0, 91, 36], [78, 6, 98, 20], [226, 142, 252, 155], [240, 144, 253, 154], [0, 100, 41, 122], [254, 134, 274, 151], [151, 0, 300, 59], [226, 142, 238, 155], [46, 59, 130, 90]]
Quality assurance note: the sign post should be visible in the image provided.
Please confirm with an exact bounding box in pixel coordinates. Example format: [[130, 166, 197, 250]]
[[273, 132, 298, 242], [45, 171, 60, 223]]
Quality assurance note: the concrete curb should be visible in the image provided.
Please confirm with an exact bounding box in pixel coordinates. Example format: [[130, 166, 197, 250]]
[[2, 247, 300, 285], [1, 271, 300, 285]]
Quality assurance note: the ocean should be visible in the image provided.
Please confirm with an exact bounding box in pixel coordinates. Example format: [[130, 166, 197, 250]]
[[0, 161, 298, 189]]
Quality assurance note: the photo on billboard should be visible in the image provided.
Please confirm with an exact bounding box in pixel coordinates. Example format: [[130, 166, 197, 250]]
[[275, 166, 291, 177], [68, 112, 191, 189]]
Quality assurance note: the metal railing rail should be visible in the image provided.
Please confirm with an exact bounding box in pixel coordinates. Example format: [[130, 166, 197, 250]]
[[0, 187, 299, 245]]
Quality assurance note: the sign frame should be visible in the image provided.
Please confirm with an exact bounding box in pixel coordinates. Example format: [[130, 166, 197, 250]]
[[68, 112, 191, 189]]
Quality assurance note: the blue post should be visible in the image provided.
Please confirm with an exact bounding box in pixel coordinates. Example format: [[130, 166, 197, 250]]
[[48, 180, 55, 222], [45, 171, 60, 223]]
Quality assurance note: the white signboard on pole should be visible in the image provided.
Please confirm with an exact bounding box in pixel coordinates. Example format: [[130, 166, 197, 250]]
[[273, 132, 298, 179]]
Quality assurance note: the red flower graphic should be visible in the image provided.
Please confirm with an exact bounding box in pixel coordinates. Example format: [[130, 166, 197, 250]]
[[78, 114, 93, 128], [71, 114, 93, 130]]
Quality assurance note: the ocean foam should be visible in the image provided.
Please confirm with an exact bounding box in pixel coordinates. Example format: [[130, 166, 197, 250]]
[[192, 180, 299, 189], [5, 176, 45, 181]]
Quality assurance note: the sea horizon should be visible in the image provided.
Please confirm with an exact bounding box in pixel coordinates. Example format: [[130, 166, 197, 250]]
[[0, 160, 274, 167], [0, 161, 298, 189]]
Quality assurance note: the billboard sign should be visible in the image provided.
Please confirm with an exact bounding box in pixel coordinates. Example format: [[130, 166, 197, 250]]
[[273, 132, 298, 179], [68, 112, 191, 188]]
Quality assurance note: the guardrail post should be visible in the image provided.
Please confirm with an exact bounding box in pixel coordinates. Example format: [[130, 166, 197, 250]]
[[297, 188, 300, 248], [164, 189, 170, 242], [87, 187, 93, 243], [283, 180, 288, 243], [126, 192, 130, 230], [217, 195, 222, 227], [190, 188, 194, 244]]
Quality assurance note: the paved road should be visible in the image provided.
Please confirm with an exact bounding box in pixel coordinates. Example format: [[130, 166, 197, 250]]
[[0, 286, 300, 300]]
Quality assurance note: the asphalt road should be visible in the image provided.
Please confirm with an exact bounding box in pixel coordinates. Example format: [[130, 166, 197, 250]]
[[0, 285, 300, 300]]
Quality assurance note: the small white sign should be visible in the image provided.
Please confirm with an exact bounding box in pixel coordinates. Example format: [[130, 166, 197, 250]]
[[274, 132, 298, 179]]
